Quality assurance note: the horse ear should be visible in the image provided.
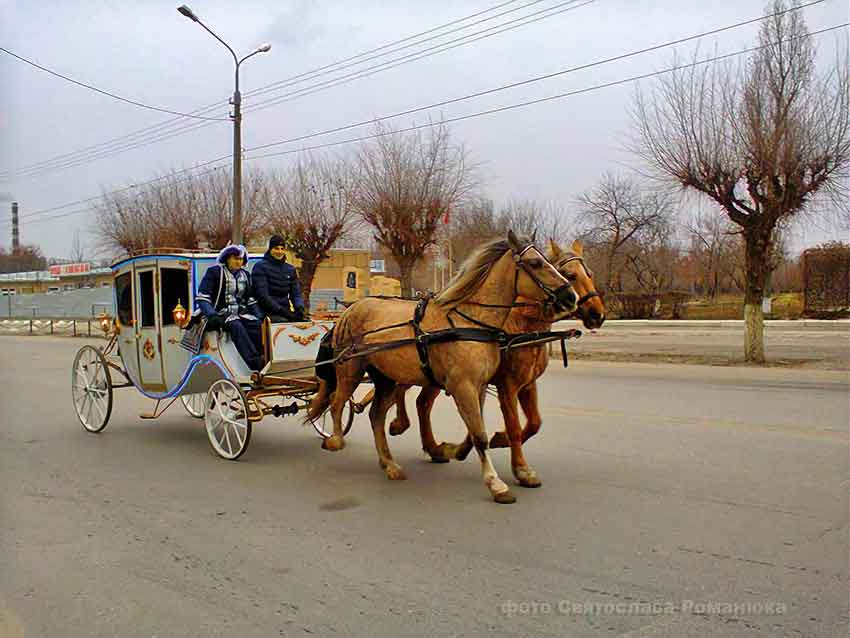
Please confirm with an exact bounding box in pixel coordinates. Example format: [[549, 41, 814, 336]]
[[531, 228, 538, 243], [571, 239, 584, 256], [547, 238, 562, 259], [507, 229, 521, 251]]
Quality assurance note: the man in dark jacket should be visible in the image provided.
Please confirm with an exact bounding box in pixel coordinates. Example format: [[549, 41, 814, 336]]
[[252, 235, 306, 322], [193, 245, 264, 371]]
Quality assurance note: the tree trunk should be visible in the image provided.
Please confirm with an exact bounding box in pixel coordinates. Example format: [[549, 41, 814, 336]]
[[298, 259, 319, 313], [399, 264, 415, 298], [743, 226, 773, 364]]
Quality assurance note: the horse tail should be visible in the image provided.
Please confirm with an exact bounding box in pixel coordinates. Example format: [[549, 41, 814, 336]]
[[306, 327, 337, 422]]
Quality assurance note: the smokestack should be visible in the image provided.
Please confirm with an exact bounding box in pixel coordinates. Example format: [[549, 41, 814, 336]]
[[11, 202, 19, 255]]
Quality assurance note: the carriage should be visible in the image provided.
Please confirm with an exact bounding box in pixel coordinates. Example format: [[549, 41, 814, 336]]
[[70, 250, 371, 460]]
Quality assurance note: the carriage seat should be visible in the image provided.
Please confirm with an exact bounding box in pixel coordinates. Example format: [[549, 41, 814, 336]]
[[259, 317, 330, 379]]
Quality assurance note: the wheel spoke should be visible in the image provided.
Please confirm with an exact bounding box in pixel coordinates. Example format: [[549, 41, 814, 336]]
[[91, 394, 106, 424], [223, 426, 233, 454]]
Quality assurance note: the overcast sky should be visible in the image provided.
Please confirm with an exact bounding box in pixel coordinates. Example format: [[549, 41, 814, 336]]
[[1, 0, 847, 260]]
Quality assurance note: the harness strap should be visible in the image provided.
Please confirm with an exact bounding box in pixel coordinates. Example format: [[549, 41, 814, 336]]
[[412, 296, 441, 387]]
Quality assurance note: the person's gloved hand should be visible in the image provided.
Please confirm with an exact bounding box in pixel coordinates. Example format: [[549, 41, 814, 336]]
[[293, 306, 306, 321], [205, 315, 225, 331]]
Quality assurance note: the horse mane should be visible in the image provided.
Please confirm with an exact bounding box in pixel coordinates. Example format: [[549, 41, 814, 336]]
[[435, 235, 528, 308]]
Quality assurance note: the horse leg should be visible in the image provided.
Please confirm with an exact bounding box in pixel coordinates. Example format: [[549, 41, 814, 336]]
[[517, 383, 542, 444], [388, 384, 411, 436], [321, 364, 360, 451], [451, 383, 515, 504], [502, 382, 541, 488], [413, 386, 451, 463], [369, 375, 406, 480]]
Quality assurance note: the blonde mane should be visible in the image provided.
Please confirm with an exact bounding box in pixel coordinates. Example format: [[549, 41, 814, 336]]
[[435, 236, 526, 308]]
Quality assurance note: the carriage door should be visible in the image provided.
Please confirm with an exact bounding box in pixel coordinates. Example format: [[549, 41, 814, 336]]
[[158, 262, 191, 389], [135, 265, 165, 390]]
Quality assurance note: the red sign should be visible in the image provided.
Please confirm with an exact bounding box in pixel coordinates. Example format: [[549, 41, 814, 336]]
[[49, 263, 91, 276]]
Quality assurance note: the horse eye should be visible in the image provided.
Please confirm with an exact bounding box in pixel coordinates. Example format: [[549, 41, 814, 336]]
[[566, 273, 578, 282]]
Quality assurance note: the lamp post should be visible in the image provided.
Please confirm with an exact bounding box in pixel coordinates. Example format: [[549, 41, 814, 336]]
[[177, 5, 270, 245]]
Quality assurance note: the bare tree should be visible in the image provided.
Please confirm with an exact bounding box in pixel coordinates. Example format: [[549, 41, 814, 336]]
[[632, 0, 850, 361], [576, 173, 674, 293], [69, 231, 86, 263], [94, 168, 266, 255], [497, 199, 572, 242], [260, 155, 358, 311], [351, 121, 476, 296]]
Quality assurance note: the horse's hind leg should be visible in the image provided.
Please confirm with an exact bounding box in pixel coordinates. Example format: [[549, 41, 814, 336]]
[[321, 363, 361, 451], [451, 383, 515, 504], [369, 374, 406, 480], [517, 383, 542, 444], [388, 385, 411, 436]]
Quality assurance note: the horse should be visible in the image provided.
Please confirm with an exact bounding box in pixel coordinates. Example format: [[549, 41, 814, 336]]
[[306, 231, 577, 504], [387, 238, 605, 488]]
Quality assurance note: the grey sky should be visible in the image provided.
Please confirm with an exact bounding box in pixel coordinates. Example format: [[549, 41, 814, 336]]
[[1, 0, 847, 259]]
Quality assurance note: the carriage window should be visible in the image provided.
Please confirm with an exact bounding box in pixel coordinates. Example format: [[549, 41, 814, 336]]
[[115, 272, 133, 326], [138, 270, 156, 328], [160, 267, 190, 326]]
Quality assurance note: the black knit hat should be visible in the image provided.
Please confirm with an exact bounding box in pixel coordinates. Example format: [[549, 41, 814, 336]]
[[268, 235, 286, 250]]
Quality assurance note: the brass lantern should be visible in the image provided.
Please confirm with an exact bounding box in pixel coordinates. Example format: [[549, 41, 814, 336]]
[[98, 312, 112, 334], [172, 299, 188, 327]]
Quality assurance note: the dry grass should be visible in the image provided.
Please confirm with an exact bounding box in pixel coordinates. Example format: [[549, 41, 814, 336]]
[[681, 293, 804, 320]]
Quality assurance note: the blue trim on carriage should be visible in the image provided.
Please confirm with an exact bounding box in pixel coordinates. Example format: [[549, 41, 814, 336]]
[[126, 354, 232, 400], [110, 254, 263, 273]]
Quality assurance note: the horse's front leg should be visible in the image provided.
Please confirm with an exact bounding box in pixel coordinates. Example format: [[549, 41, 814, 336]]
[[501, 382, 541, 488], [517, 382, 542, 444], [450, 383, 515, 504], [321, 364, 361, 451], [413, 385, 451, 463], [388, 384, 412, 436]]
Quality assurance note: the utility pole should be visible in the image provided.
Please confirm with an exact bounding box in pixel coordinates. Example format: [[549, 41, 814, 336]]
[[11, 202, 19, 254]]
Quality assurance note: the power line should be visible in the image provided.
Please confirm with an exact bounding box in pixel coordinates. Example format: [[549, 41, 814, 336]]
[[12, 15, 842, 227], [3, 0, 586, 180], [0, 0, 535, 178], [0, 47, 229, 122], [246, 2, 822, 155]]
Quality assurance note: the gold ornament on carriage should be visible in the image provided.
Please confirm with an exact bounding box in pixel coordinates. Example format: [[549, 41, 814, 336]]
[[172, 299, 189, 328]]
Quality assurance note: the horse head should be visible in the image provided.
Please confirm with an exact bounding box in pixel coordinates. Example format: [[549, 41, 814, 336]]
[[506, 230, 577, 313], [547, 238, 606, 329]]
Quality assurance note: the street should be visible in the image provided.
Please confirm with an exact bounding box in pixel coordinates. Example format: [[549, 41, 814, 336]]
[[1, 336, 847, 637]]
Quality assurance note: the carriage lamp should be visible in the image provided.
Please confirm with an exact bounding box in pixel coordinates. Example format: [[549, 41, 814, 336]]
[[98, 313, 112, 334], [172, 300, 188, 327]]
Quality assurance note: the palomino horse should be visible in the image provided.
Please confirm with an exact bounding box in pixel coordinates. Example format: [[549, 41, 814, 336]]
[[388, 239, 605, 487], [307, 232, 577, 504]]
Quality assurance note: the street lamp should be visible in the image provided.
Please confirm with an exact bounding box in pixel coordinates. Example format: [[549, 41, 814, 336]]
[[177, 5, 271, 245]]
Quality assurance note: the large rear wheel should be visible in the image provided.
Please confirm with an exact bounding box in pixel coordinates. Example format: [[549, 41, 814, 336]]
[[72, 345, 113, 433]]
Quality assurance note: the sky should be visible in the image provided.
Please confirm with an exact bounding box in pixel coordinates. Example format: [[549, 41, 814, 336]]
[[0, 0, 847, 260]]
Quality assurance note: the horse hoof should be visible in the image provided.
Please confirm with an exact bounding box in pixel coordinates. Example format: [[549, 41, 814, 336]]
[[429, 455, 450, 464], [388, 418, 409, 436], [322, 435, 344, 451], [493, 490, 516, 504], [515, 468, 542, 488], [489, 431, 509, 448], [385, 464, 407, 480]]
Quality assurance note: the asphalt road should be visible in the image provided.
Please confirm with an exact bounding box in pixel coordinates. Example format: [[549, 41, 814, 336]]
[[1, 336, 847, 637]]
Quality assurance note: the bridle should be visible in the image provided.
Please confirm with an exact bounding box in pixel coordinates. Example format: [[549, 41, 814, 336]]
[[555, 254, 601, 313]]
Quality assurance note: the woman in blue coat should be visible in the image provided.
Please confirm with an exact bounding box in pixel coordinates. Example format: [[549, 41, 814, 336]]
[[251, 235, 306, 322], [194, 245, 264, 371]]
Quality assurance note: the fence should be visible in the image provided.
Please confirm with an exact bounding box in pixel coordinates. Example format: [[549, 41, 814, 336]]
[[0, 318, 109, 338]]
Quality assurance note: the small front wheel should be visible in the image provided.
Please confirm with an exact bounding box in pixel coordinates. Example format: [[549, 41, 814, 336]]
[[180, 393, 205, 419], [204, 379, 252, 460], [72, 345, 113, 433]]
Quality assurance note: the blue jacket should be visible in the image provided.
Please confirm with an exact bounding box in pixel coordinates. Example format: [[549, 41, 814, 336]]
[[194, 264, 262, 320], [251, 252, 304, 316]]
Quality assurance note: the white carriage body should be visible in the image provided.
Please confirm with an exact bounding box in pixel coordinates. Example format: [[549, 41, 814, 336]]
[[109, 252, 331, 398]]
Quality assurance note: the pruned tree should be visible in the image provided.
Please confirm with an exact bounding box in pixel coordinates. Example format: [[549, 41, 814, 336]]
[[576, 173, 674, 294], [260, 155, 358, 311], [94, 168, 266, 255], [632, 0, 850, 361], [351, 121, 475, 296]]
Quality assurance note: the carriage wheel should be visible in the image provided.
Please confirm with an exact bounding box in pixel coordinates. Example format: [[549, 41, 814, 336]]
[[204, 379, 252, 460], [310, 386, 372, 439], [180, 393, 206, 419], [72, 345, 113, 433]]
